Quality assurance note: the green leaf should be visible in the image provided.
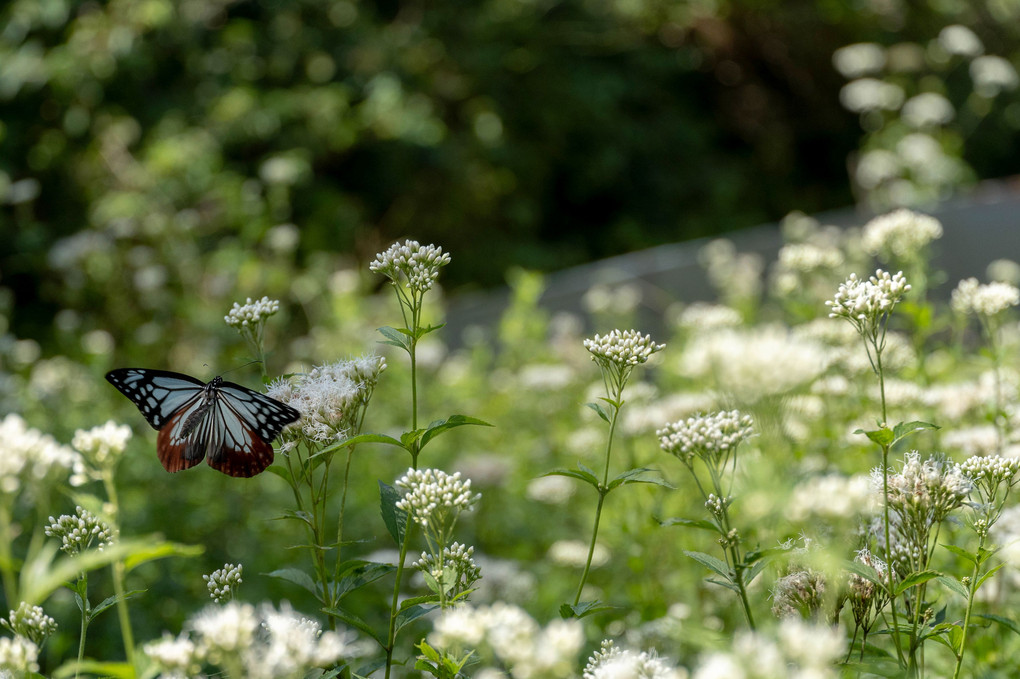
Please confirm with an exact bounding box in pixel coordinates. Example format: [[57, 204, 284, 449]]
[[271, 509, 314, 528], [936, 575, 969, 599], [658, 517, 719, 533], [706, 577, 740, 593], [544, 468, 600, 489], [395, 602, 438, 634], [332, 561, 396, 601], [855, 426, 894, 446], [378, 326, 412, 351], [894, 569, 941, 595], [399, 594, 441, 611], [52, 660, 136, 679], [263, 464, 293, 484], [88, 589, 145, 623], [419, 415, 493, 450], [379, 481, 408, 544], [977, 613, 1020, 637], [683, 550, 731, 580], [416, 322, 447, 340], [335, 432, 406, 449], [585, 402, 611, 423], [976, 562, 1006, 590], [891, 420, 939, 444], [606, 467, 673, 491], [559, 600, 614, 619], [323, 607, 385, 646], [844, 559, 886, 589], [266, 568, 318, 596], [940, 543, 978, 565]]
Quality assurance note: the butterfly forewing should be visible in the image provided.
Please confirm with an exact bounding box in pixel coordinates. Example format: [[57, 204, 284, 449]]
[[106, 368, 300, 477]]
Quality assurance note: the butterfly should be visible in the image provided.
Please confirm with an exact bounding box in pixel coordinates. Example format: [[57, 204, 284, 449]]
[[106, 368, 300, 478]]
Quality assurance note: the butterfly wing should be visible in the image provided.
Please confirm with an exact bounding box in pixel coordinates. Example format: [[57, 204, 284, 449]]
[[201, 381, 300, 478], [105, 369, 206, 430]]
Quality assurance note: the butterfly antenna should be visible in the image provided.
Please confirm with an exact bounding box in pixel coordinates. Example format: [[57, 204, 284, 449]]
[[220, 359, 264, 377]]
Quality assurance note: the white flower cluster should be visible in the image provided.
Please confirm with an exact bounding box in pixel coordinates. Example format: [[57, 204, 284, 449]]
[[951, 278, 1020, 317], [826, 269, 911, 329], [675, 303, 743, 332], [395, 468, 480, 527], [204, 563, 244, 603], [1, 603, 57, 646], [776, 243, 844, 273], [832, 42, 885, 78], [429, 602, 584, 678], [584, 329, 665, 368], [938, 24, 983, 57], [0, 414, 81, 495], [266, 356, 385, 445], [959, 455, 1020, 485], [414, 542, 481, 593], [692, 618, 844, 679], [657, 410, 754, 466], [44, 506, 116, 555], [874, 452, 972, 523], [370, 240, 451, 292], [861, 209, 943, 259], [146, 602, 352, 679], [839, 77, 904, 113], [72, 420, 132, 479], [583, 639, 684, 679], [771, 569, 826, 619], [788, 473, 873, 521], [0, 634, 39, 674], [680, 325, 831, 403], [224, 296, 280, 329], [971, 55, 1019, 97]]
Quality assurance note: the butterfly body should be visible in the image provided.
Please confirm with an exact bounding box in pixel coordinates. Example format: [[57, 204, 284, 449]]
[[106, 368, 300, 477]]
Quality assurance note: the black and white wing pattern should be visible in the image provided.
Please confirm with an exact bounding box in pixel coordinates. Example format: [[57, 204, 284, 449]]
[[106, 368, 300, 478]]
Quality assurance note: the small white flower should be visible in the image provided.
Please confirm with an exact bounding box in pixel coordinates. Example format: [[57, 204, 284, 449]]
[[526, 475, 576, 505], [370, 240, 451, 292], [826, 269, 911, 332], [72, 420, 132, 479], [548, 539, 608, 569], [938, 24, 983, 58], [204, 563, 243, 603], [951, 278, 1020, 316], [658, 411, 754, 466], [584, 639, 684, 679], [395, 468, 480, 527], [0, 414, 81, 494], [224, 296, 280, 329], [0, 635, 40, 674], [44, 506, 116, 555], [839, 78, 904, 112], [1, 603, 57, 646], [189, 601, 259, 658], [832, 43, 886, 78], [971, 55, 1019, 97], [901, 92, 955, 128], [143, 633, 201, 677], [584, 329, 665, 367]]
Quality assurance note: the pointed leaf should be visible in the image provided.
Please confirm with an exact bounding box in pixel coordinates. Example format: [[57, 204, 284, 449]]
[[585, 402, 611, 423], [940, 543, 978, 565], [271, 509, 314, 528], [395, 603, 438, 634], [559, 600, 614, 619], [706, 577, 740, 592], [684, 550, 731, 580], [417, 323, 447, 339], [544, 468, 600, 489], [892, 420, 939, 444], [855, 427, 894, 446], [380, 480, 408, 544], [263, 464, 293, 484], [378, 326, 412, 351], [978, 613, 1020, 637], [658, 517, 719, 533], [607, 467, 672, 491], [936, 575, 969, 599], [844, 559, 886, 589], [323, 607, 384, 646], [335, 432, 406, 449], [399, 594, 441, 611], [419, 415, 494, 449], [975, 562, 1006, 590], [52, 660, 136, 679], [333, 561, 396, 601], [266, 568, 318, 596], [88, 589, 145, 622], [894, 569, 941, 595]]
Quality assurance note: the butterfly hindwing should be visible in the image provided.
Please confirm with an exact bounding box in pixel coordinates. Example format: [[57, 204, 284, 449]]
[[107, 368, 300, 477]]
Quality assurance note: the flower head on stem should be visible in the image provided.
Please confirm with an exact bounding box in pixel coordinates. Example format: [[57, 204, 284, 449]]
[[225, 296, 281, 373], [1, 603, 57, 647], [204, 563, 244, 604], [584, 329, 664, 399], [370, 241, 451, 294], [657, 410, 754, 469], [44, 506, 116, 555]]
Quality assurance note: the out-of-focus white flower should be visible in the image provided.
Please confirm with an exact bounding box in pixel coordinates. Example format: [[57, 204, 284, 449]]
[[839, 78, 904, 112], [517, 364, 576, 391], [951, 278, 1020, 316], [549, 540, 608, 569], [971, 55, 1020, 97], [942, 426, 1000, 458], [861, 209, 943, 259], [938, 24, 983, 58], [72, 420, 132, 480], [189, 601, 259, 659], [0, 634, 40, 674], [788, 473, 873, 521], [680, 326, 831, 403], [584, 639, 686, 679], [0, 414, 81, 494], [143, 633, 201, 678], [901, 92, 955, 128], [833, 43, 886, 78], [896, 133, 943, 168], [855, 149, 901, 190], [777, 243, 844, 273], [526, 475, 576, 505], [675, 303, 743, 332], [988, 259, 1020, 285]]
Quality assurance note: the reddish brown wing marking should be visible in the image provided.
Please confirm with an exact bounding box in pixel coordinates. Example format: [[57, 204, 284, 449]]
[[205, 434, 275, 478], [156, 409, 205, 473]]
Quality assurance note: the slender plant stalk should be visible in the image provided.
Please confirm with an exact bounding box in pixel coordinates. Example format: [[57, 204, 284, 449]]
[[0, 505, 18, 606], [75, 571, 88, 679], [101, 474, 135, 668], [384, 514, 415, 679]]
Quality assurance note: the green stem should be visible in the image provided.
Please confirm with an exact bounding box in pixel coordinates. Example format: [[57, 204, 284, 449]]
[[76, 572, 88, 679], [384, 514, 414, 679], [573, 399, 620, 606], [952, 537, 986, 679], [102, 474, 135, 669], [0, 504, 18, 606]]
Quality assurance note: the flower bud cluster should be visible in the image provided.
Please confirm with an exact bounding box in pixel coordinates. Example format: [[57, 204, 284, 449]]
[[951, 278, 1020, 317], [44, 506, 116, 555], [583, 329, 665, 368], [204, 563, 244, 604], [826, 269, 911, 331], [395, 468, 480, 527], [657, 410, 754, 466], [414, 542, 482, 595], [370, 240, 451, 293], [1, 603, 57, 646], [771, 569, 826, 620], [224, 296, 280, 329], [72, 420, 132, 479]]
